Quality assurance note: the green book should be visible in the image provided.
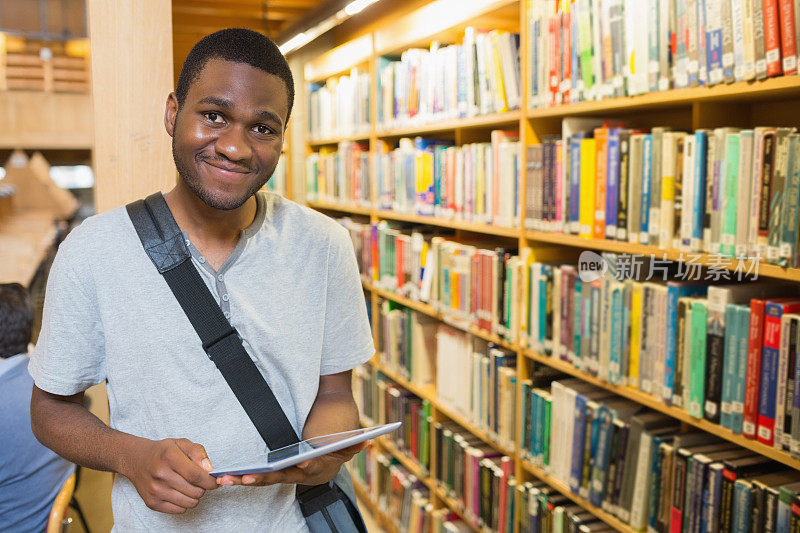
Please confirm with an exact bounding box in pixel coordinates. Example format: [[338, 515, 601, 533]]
[[577, 0, 594, 91], [543, 395, 552, 467], [689, 300, 709, 418], [420, 399, 431, 470], [720, 132, 740, 257], [779, 134, 800, 267]]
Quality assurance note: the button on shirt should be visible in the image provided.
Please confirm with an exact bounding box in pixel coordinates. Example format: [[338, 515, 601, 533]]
[[29, 192, 375, 532]]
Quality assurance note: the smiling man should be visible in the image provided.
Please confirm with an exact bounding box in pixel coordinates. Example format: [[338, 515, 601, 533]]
[[28, 29, 374, 531]]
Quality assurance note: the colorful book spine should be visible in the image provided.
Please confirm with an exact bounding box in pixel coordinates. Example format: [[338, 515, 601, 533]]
[[689, 299, 709, 418], [721, 132, 740, 257], [606, 127, 621, 239], [640, 134, 654, 244], [579, 138, 597, 239], [758, 300, 800, 445]]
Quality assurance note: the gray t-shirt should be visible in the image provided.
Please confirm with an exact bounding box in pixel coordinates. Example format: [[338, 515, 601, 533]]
[[29, 191, 374, 532]]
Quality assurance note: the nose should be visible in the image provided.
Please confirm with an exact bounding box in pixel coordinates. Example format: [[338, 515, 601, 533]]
[[214, 124, 252, 163]]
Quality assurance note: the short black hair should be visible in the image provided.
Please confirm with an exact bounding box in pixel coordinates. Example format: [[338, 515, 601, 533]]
[[175, 28, 295, 122], [0, 283, 33, 358]]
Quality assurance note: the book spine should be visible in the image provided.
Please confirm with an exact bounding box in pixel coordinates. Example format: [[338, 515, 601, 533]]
[[764, 0, 784, 76], [779, 135, 800, 267], [721, 304, 740, 430], [754, 0, 769, 78], [594, 127, 608, 239], [758, 302, 787, 445], [779, 0, 798, 74], [690, 300, 709, 418], [721, 133, 741, 257], [732, 306, 752, 434], [579, 138, 596, 239], [641, 135, 654, 244], [744, 299, 767, 439], [617, 130, 631, 241], [606, 128, 621, 239], [722, 0, 737, 81], [758, 131, 777, 258], [692, 130, 709, 252], [768, 129, 792, 262]]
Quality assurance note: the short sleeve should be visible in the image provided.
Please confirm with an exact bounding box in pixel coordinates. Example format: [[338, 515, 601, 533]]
[[319, 224, 375, 375], [28, 233, 107, 395]]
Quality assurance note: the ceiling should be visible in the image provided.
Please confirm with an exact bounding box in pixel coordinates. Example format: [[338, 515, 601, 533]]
[[172, 0, 323, 81]]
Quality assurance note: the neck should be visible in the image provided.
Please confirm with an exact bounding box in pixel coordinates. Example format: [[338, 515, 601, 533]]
[[163, 181, 257, 245]]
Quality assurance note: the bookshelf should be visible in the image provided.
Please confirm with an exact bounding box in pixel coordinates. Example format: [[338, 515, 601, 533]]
[[296, 0, 800, 531]]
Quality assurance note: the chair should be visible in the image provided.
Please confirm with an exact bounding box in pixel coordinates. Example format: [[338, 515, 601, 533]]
[[46, 473, 75, 532]]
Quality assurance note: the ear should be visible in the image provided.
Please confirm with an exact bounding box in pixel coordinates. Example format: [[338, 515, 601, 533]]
[[164, 92, 179, 137]]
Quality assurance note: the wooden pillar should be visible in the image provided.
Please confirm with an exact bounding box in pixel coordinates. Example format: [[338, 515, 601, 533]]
[[87, 0, 175, 213]]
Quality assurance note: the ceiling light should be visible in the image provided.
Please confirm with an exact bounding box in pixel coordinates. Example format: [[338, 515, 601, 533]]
[[344, 0, 378, 16], [279, 32, 309, 54]]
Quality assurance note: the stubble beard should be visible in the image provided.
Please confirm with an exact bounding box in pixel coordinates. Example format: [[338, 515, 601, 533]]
[[172, 136, 270, 211]]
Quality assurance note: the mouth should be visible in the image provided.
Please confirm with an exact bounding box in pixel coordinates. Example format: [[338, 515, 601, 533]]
[[201, 160, 251, 179]]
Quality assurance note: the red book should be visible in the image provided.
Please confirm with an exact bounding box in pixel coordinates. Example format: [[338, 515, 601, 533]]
[[764, 0, 783, 76], [593, 125, 609, 239], [757, 299, 800, 445], [778, 0, 798, 74], [743, 298, 768, 439], [497, 456, 513, 533], [395, 236, 403, 291], [561, 10, 572, 105], [549, 16, 560, 106], [482, 253, 492, 332]]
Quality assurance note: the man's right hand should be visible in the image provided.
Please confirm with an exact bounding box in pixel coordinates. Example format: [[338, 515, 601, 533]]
[[123, 437, 219, 514]]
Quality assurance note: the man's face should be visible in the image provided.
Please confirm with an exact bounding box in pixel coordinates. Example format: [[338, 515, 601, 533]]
[[166, 58, 289, 210]]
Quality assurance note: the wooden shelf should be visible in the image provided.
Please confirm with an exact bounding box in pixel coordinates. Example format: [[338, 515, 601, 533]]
[[521, 459, 637, 533], [527, 75, 800, 118], [307, 133, 371, 147], [304, 33, 373, 83], [306, 201, 373, 216], [352, 480, 400, 533], [372, 0, 519, 56], [366, 282, 520, 352], [432, 485, 484, 532], [523, 349, 800, 471], [525, 230, 800, 282], [375, 110, 521, 138], [376, 360, 516, 458], [374, 209, 521, 238]]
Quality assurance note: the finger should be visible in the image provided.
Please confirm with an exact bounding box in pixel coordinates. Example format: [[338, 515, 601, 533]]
[[215, 474, 243, 486], [162, 469, 206, 500], [152, 500, 190, 515], [242, 468, 301, 486], [169, 446, 219, 491], [155, 486, 200, 511], [175, 439, 213, 472], [296, 458, 324, 476]]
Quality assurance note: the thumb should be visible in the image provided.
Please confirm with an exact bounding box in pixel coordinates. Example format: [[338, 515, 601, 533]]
[[176, 438, 213, 472]]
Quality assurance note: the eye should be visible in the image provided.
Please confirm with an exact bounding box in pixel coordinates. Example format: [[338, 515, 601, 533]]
[[204, 112, 225, 124], [254, 124, 272, 135]]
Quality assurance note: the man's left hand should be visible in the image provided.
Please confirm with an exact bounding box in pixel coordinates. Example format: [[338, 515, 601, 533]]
[[215, 441, 367, 487]]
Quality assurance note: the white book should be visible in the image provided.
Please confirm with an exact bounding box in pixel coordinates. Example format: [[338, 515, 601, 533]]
[[625, 0, 650, 95], [748, 128, 769, 258], [659, 132, 680, 246], [731, 0, 746, 81], [742, 0, 757, 79]]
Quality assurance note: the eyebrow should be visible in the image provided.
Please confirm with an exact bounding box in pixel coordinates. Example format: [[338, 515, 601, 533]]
[[197, 96, 284, 127]]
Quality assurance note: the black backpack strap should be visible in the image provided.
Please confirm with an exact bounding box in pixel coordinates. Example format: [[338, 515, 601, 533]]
[[126, 193, 298, 450]]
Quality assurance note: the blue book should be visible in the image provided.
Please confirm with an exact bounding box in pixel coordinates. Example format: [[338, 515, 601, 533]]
[[530, 390, 540, 460], [732, 480, 752, 533], [691, 130, 708, 251], [704, 1, 723, 85], [663, 282, 709, 403], [606, 128, 621, 238], [569, 133, 585, 230], [705, 463, 725, 533], [720, 303, 740, 430], [608, 281, 625, 385], [640, 134, 653, 244], [569, 393, 589, 494], [757, 301, 800, 445], [589, 405, 613, 507], [731, 305, 751, 434], [573, 279, 583, 367]]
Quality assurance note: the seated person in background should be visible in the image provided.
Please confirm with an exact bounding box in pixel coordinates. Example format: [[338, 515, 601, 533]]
[[0, 283, 75, 532]]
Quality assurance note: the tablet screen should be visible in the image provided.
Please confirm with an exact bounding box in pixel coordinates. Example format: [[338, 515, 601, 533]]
[[267, 427, 376, 462]]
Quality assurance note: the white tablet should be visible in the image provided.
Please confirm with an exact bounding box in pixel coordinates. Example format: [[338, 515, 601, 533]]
[[210, 422, 401, 477]]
